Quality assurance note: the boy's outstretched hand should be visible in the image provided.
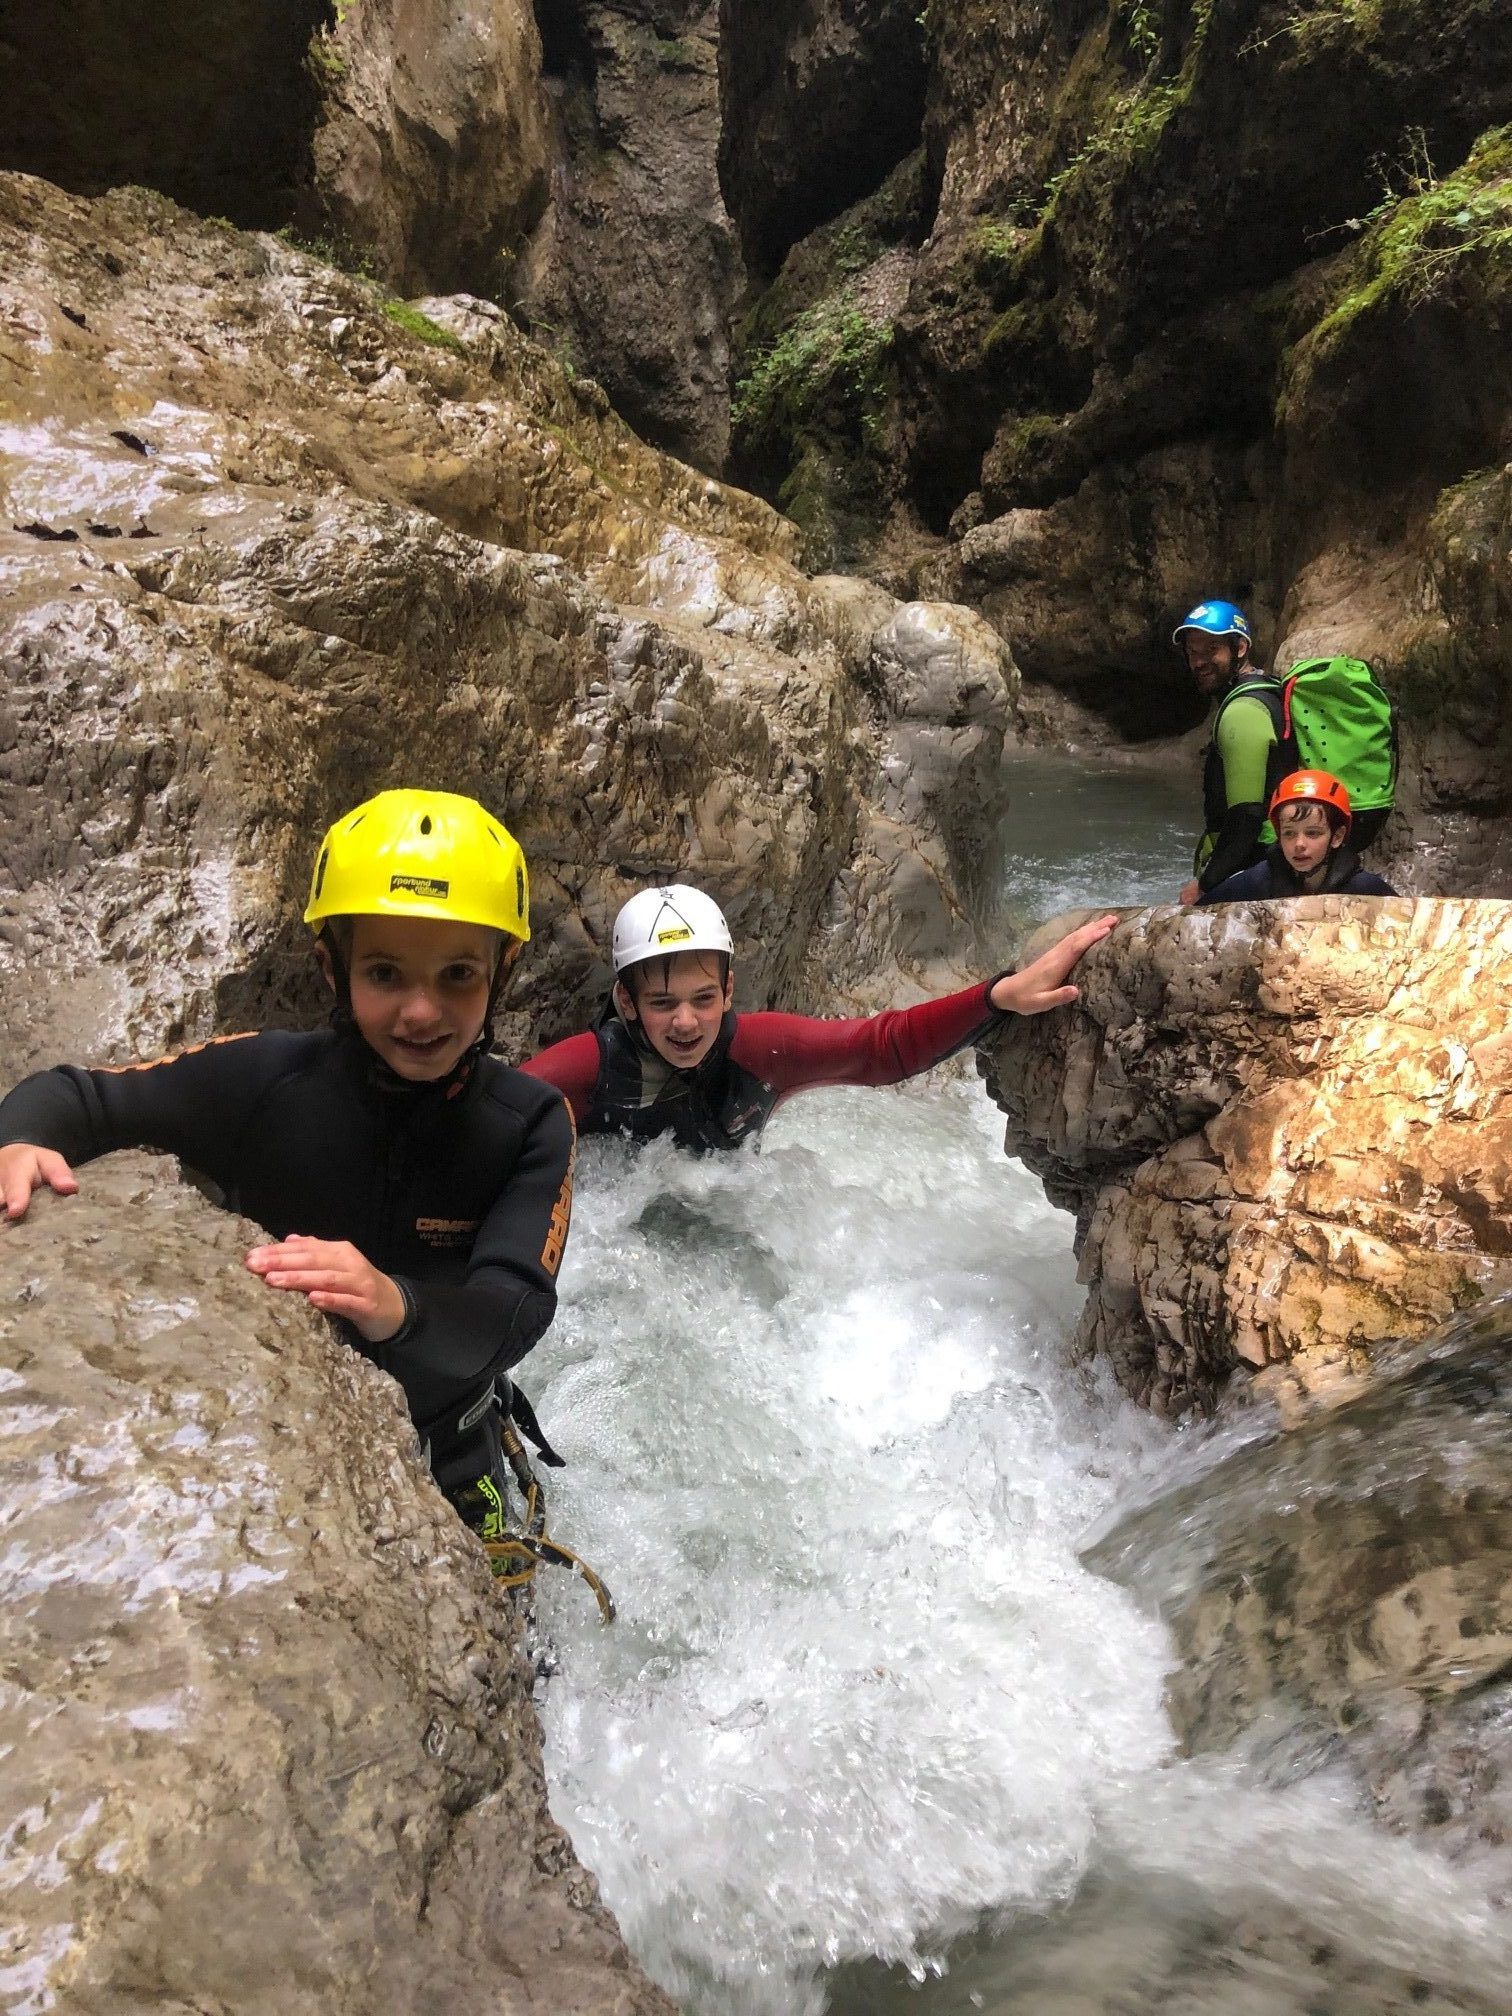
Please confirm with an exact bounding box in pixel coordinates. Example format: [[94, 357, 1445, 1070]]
[[0, 1144, 80, 1222], [989, 913, 1118, 1016], [246, 1236, 407, 1343]]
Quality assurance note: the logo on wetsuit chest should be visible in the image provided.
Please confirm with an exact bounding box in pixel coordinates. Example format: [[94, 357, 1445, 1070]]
[[415, 1215, 480, 1249], [391, 873, 449, 899]]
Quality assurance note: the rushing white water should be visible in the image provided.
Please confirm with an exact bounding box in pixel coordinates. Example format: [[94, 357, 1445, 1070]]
[[522, 757, 1512, 2014], [527, 1081, 1175, 2012]]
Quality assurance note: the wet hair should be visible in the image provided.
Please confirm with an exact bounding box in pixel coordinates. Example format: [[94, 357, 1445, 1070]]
[[1276, 800, 1348, 835], [620, 949, 732, 1003]]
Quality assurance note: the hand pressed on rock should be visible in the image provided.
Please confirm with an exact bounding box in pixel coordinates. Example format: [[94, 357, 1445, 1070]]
[[0, 1143, 80, 1222], [1179, 880, 1201, 906], [990, 913, 1118, 1016], [245, 1235, 407, 1343]]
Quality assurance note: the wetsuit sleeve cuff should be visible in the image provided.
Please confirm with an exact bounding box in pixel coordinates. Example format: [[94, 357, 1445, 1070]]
[[387, 1275, 420, 1346], [983, 971, 1014, 1021]]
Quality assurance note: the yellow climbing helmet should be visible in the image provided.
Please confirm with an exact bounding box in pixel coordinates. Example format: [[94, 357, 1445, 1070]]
[[304, 789, 530, 941]]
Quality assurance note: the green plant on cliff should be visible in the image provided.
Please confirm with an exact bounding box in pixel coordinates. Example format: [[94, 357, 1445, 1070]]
[[1120, 0, 1161, 65], [1300, 124, 1512, 360], [733, 298, 893, 442], [381, 300, 465, 352], [307, 31, 347, 82], [1043, 76, 1185, 211], [274, 225, 380, 282], [732, 295, 896, 564]]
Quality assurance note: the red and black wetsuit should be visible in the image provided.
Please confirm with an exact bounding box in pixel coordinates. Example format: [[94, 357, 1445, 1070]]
[[521, 981, 1010, 1150], [0, 1030, 575, 1500]]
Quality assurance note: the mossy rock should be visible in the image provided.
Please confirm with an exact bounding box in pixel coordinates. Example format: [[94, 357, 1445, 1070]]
[[1284, 122, 1512, 397], [381, 299, 465, 351], [729, 160, 923, 567]]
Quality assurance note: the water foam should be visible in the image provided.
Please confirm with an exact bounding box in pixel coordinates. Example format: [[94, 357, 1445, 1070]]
[[528, 1079, 1174, 2012]]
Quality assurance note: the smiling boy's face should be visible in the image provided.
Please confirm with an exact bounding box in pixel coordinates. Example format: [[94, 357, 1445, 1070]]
[[321, 914, 508, 1080], [616, 949, 734, 1070], [1276, 802, 1345, 879]]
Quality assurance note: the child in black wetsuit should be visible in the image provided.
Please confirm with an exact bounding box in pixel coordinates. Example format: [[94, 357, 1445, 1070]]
[[1199, 770, 1398, 904], [0, 790, 582, 1584]]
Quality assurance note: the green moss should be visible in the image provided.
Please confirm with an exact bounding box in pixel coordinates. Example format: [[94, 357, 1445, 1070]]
[[274, 225, 381, 282], [732, 294, 897, 566], [1043, 76, 1185, 212], [739, 152, 923, 358], [381, 300, 465, 351], [733, 297, 894, 444], [1296, 124, 1512, 364], [307, 31, 347, 81], [997, 413, 1064, 468], [652, 36, 698, 67], [982, 296, 1059, 363]]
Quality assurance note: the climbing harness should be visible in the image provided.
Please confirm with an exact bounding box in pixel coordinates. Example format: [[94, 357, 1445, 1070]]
[[478, 1415, 616, 1625]]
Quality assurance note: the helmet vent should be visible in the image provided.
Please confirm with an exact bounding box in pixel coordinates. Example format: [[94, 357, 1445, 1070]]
[[419, 814, 432, 836]]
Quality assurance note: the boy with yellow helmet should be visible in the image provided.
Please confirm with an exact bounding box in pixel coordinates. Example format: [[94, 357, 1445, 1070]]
[[0, 791, 595, 1606]]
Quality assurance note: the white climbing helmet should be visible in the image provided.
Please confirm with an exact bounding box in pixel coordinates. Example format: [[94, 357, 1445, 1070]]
[[611, 885, 734, 976]]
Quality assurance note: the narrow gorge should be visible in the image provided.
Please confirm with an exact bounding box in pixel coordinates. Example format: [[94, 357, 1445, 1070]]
[[1, 3, 1510, 2012]]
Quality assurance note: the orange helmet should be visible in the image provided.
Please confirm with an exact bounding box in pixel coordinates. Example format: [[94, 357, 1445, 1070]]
[[1269, 769, 1351, 830]]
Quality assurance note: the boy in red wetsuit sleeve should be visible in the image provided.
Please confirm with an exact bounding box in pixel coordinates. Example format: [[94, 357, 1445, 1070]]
[[522, 886, 1115, 1152]]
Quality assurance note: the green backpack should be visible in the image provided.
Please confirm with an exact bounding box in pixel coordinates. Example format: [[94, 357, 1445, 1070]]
[[1277, 656, 1398, 815]]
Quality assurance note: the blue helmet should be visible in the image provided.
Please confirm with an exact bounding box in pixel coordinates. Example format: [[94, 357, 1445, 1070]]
[[1173, 600, 1252, 650]]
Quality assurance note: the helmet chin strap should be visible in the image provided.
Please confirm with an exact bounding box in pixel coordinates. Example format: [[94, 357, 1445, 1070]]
[[320, 927, 356, 1033], [476, 945, 517, 1054]]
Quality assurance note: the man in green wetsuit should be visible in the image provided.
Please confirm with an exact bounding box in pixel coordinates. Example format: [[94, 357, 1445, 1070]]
[[1174, 599, 1287, 905]]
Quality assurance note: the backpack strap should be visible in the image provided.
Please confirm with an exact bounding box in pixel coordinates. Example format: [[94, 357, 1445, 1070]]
[[1280, 673, 1297, 743], [1213, 675, 1285, 740]]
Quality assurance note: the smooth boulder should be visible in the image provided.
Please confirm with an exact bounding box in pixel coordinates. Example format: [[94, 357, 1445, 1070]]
[[0, 1155, 674, 2015], [981, 898, 1512, 1414]]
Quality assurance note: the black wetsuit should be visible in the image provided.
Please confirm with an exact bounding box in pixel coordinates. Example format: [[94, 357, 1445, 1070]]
[[0, 1029, 575, 1502], [1197, 675, 1289, 892], [1198, 845, 1398, 903]]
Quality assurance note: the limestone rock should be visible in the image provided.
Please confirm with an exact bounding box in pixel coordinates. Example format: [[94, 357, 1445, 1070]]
[[306, 0, 552, 297], [520, 1, 742, 470], [979, 899, 1512, 1415], [0, 0, 326, 228], [1089, 1293, 1512, 1867], [718, 0, 927, 279], [0, 174, 1011, 1072], [0, 1156, 674, 2015]]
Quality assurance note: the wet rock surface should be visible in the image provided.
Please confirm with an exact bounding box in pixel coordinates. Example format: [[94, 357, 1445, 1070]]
[[0, 174, 1014, 1076], [1088, 1294, 1512, 1874], [980, 897, 1512, 1414], [306, 0, 551, 297], [520, 0, 742, 470], [735, 0, 1512, 886], [0, 1156, 675, 2015]]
